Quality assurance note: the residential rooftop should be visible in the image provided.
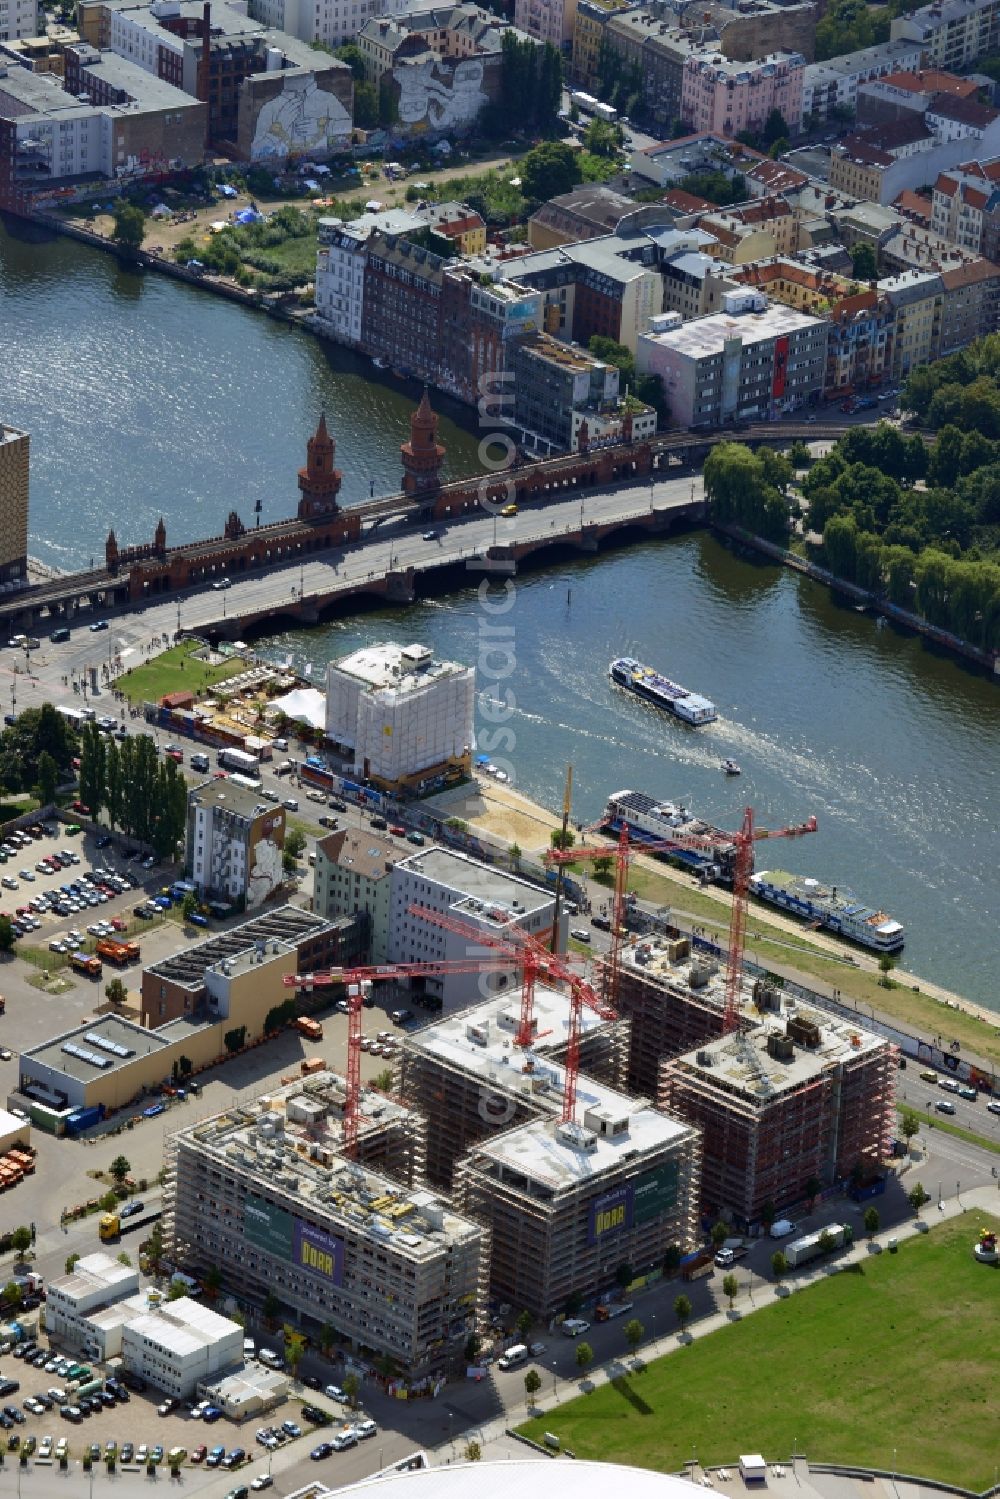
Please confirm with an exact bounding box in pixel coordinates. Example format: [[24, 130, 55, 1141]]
[[189, 777, 282, 822], [641, 300, 825, 358]]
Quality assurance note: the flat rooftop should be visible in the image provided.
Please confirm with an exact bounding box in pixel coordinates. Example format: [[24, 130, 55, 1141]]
[[146, 904, 333, 990], [0, 65, 97, 121], [331, 641, 470, 694], [74, 47, 199, 108], [471, 1094, 694, 1192], [396, 845, 553, 916], [189, 777, 281, 821], [673, 1007, 886, 1102], [641, 302, 825, 359], [179, 1073, 476, 1258], [24, 1014, 170, 1082], [405, 983, 610, 1099], [126, 1296, 239, 1356], [50, 1251, 139, 1302]]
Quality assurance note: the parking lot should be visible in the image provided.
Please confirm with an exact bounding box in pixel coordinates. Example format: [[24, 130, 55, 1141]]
[[0, 1342, 369, 1482], [0, 820, 167, 957]]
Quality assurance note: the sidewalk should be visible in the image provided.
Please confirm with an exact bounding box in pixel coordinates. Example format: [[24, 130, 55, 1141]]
[[462, 1185, 1000, 1460]]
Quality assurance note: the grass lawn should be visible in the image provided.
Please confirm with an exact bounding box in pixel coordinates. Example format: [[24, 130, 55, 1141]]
[[0, 796, 39, 820], [118, 639, 245, 706], [900, 1103, 1000, 1157], [519, 1213, 999, 1488]]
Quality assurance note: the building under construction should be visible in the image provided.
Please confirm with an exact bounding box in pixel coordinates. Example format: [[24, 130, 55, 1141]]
[[400, 987, 700, 1318], [615, 936, 730, 1097], [399, 981, 628, 1189], [165, 1071, 485, 1380], [660, 994, 896, 1230]]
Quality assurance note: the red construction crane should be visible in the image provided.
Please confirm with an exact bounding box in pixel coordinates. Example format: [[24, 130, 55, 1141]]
[[545, 808, 817, 1032], [285, 953, 522, 1155], [406, 902, 617, 1123]]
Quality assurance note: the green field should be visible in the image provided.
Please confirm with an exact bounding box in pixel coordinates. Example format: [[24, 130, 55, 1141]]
[[118, 640, 246, 705], [519, 1213, 1000, 1488]]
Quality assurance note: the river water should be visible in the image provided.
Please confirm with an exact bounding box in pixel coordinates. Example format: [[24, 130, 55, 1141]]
[[3, 216, 998, 1010]]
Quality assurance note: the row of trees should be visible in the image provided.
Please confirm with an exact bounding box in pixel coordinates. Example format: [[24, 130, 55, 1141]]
[[493, 34, 562, 134], [704, 443, 795, 545], [78, 723, 187, 857], [803, 420, 1000, 650], [0, 702, 77, 802]]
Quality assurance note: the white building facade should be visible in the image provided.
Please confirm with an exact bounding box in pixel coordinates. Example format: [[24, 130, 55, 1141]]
[[0, 0, 39, 41], [315, 209, 422, 346], [326, 642, 474, 793], [121, 1298, 243, 1398]]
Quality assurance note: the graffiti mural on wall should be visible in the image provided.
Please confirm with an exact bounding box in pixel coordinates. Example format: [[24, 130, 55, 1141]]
[[251, 73, 352, 160], [395, 56, 487, 134]]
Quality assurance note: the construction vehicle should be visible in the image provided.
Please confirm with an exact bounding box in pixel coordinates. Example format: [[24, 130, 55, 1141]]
[[295, 1016, 323, 1041], [70, 952, 102, 979], [95, 938, 140, 967]]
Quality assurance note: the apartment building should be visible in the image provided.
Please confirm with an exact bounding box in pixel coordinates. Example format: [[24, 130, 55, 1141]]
[[681, 50, 805, 138], [571, 0, 632, 88], [932, 157, 1000, 257], [878, 268, 944, 379], [166, 1074, 485, 1379], [891, 0, 1000, 71], [314, 209, 423, 348], [939, 258, 1000, 351], [800, 39, 924, 124], [511, 330, 631, 452], [313, 827, 400, 962], [500, 231, 665, 354], [697, 197, 800, 265], [514, 0, 577, 45], [856, 67, 980, 125], [186, 779, 286, 911], [0, 0, 40, 41], [388, 845, 560, 1010], [661, 1003, 896, 1228], [527, 183, 635, 251], [825, 288, 896, 395], [637, 290, 829, 427], [363, 233, 447, 383], [0, 422, 28, 585]]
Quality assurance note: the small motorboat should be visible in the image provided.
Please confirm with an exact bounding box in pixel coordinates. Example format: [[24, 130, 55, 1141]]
[[722, 759, 741, 775]]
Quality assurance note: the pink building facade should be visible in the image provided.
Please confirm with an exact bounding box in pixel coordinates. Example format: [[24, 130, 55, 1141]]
[[514, 0, 578, 46], [681, 51, 806, 138]]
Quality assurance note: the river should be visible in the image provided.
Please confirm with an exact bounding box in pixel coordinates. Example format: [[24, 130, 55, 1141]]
[[3, 215, 998, 1011]]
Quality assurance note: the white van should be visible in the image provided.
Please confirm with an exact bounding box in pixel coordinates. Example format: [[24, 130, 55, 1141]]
[[497, 1344, 529, 1371]]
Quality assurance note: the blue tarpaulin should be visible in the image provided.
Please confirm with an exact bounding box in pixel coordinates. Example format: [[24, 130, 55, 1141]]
[[234, 207, 263, 224]]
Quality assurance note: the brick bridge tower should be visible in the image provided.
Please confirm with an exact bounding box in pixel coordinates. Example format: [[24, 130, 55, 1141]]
[[298, 412, 343, 520], [401, 388, 446, 497]]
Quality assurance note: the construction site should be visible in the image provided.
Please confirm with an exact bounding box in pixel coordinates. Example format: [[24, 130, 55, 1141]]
[[660, 987, 896, 1229], [165, 1070, 486, 1380], [616, 935, 731, 1098]]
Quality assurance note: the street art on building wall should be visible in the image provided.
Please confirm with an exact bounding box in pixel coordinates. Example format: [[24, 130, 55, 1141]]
[[395, 56, 487, 134], [251, 73, 351, 160], [247, 828, 284, 908]]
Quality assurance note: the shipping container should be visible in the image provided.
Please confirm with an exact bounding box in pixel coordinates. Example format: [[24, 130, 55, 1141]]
[[295, 1016, 323, 1041], [64, 1104, 106, 1137]]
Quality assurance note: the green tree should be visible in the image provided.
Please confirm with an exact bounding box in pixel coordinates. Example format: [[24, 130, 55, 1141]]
[[721, 1273, 739, 1309], [319, 1323, 336, 1357], [65, 1252, 81, 1274], [373, 1067, 395, 1091], [333, 42, 365, 77], [342, 1372, 360, 1408], [35, 750, 58, 807], [900, 1107, 921, 1151], [182, 892, 199, 922], [144, 1220, 164, 1273], [78, 720, 105, 818], [760, 1201, 776, 1231], [878, 953, 895, 987], [104, 738, 122, 831], [105, 977, 128, 1006], [10, 1225, 31, 1256], [353, 81, 378, 129], [524, 1367, 542, 1403], [710, 1220, 728, 1248], [515, 1309, 533, 1340], [850, 241, 878, 280], [0, 915, 13, 955], [804, 1175, 822, 1210], [112, 202, 146, 253], [204, 1266, 223, 1298], [673, 1294, 692, 1332], [864, 1205, 880, 1240], [663, 1244, 682, 1274], [624, 1317, 644, 1354], [465, 1441, 482, 1462], [167, 1278, 187, 1301], [99, 1190, 118, 1213], [285, 1331, 306, 1378], [263, 1290, 281, 1325], [615, 1261, 634, 1290], [521, 141, 582, 203], [771, 1250, 788, 1283], [284, 826, 307, 874], [224, 1026, 247, 1055], [464, 1333, 482, 1364], [817, 1228, 835, 1255], [678, 169, 747, 205], [583, 116, 623, 157], [763, 107, 788, 145], [117, 1251, 132, 1267], [550, 827, 575, 851], [574, 1339, 594, 1377], [109, 1154, 131, 1185], [908, 1181, 930, 1214]]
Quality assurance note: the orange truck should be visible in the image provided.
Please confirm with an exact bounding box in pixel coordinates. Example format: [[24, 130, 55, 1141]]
[[295, 1016, 323, 1041], [70, 952, 102, 979], [300, 1057, 325, 1076], [96, 938, 140, 967]]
